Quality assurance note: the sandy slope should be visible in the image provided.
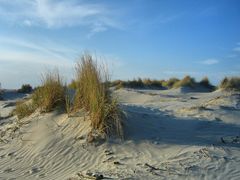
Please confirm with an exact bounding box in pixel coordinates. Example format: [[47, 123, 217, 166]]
[[0, 89, 240, 179]]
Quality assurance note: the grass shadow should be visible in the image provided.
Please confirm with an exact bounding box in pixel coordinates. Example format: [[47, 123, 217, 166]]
[[122, 104, 240, 148]]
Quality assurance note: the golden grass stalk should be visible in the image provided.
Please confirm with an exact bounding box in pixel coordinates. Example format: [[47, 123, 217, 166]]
[[74, 53, 123, 139]]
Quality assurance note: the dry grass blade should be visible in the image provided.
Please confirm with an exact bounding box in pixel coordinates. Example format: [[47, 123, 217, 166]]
[[74, 53, 123, 139]]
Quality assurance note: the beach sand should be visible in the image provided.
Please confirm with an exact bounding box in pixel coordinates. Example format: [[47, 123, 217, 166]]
[[0, 88, 240, 179]]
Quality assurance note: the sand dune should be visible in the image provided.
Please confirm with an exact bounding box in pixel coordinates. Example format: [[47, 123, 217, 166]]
[[0, 88, 240, 179]]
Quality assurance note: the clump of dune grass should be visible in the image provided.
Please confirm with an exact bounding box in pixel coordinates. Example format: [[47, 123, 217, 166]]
[[219, 77, 240, 91], [74, 53, 123, 139], [174, 75, 196, 88], [14, 100, 36, 119], [32, 70, 65, 112]]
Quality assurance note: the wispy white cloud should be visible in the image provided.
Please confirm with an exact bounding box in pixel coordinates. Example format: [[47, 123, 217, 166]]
[[0, 0, 122, 36], [200, 58, 219, 65], [0, 50, 73, 68], [0, 49, 74, 88], [0, 36, 124, 88], [0, 36, 79, 60], [0, 35, 77, 88], [87, 22, 108, 38]]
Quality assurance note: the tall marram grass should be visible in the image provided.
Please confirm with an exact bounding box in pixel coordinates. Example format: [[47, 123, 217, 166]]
[[74, 53, 123, 139], [32, 70, 65, 112]]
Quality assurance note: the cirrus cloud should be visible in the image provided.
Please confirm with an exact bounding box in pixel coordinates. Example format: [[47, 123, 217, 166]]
[[0, 0, 122, 36]]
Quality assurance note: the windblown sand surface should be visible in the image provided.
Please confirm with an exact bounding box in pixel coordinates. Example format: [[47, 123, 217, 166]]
[[0, 88, 240, 179]]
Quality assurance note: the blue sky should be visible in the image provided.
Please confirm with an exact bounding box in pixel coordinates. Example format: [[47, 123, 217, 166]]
[[0, 0, 240, 88]]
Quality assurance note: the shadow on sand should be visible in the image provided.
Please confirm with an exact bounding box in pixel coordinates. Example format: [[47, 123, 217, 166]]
[[122, 104, 240, 148]]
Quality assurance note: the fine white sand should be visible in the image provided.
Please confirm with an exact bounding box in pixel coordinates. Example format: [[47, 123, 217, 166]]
[[0, 88, 240, 179]]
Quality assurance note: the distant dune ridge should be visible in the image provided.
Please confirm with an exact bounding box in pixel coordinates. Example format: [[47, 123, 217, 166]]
[[110, 75, 240, 92]]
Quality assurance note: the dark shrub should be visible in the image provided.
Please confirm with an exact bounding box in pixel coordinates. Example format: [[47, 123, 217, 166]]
[[18, 84, 33, 93]]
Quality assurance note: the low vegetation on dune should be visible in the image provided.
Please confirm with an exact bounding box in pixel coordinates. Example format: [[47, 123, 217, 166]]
[[111, 76, 216, 90], [32, 70, 66, 113], [219, 77, 240, 91], [142, 78, 163, 88], [74, 53, 123, 139], [111, 78, 163, 89], [173, 75, 196, 88], [199, 77, 215, 90], [14, 70, 66, 119], [17, 84, 33, 93], [162, 78, 180, 88], [14, 100, 35, 119]]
